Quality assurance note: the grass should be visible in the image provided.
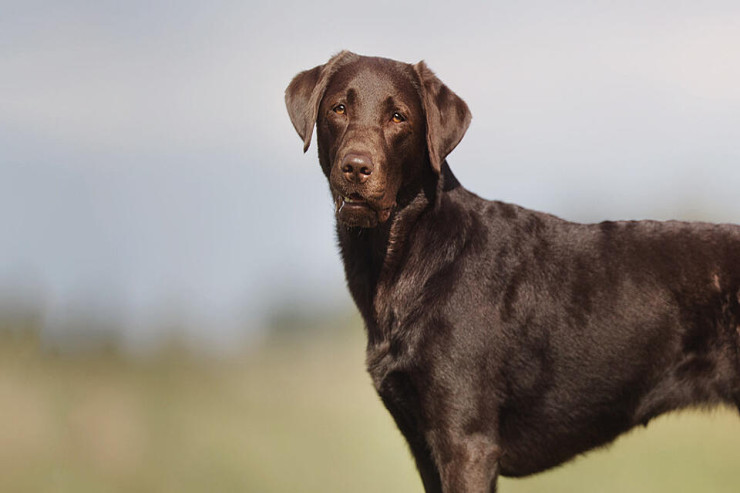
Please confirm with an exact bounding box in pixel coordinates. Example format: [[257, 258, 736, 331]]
[[0, 317, 739, 492]]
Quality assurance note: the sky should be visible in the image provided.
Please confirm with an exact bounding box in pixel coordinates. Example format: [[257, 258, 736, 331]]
[[1, 1, 739, 350]]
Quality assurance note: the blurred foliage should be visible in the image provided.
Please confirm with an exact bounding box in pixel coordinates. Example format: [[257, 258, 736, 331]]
[[0, 311, 739, 492]]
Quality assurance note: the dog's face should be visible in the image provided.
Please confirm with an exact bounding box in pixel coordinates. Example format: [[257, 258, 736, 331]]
[[317, 57, 426, 227], [286, 52, 471, 228]]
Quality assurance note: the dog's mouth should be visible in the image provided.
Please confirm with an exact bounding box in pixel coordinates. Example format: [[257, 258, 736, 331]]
[[334, 192, 394, 227], [340, 192, 367, 206]]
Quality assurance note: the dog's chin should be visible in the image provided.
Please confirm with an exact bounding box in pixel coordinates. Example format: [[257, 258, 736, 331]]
[[337, 203, 379, 228], [335, 197, 393, 228]]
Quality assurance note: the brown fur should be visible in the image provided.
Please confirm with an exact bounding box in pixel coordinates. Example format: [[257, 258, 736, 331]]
[[286, 51, 740, 492]]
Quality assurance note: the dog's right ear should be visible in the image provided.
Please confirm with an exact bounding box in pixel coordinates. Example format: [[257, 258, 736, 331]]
[[285, 51, 355, 153]]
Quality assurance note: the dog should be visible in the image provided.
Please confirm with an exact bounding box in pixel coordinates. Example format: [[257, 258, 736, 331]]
[[285, 51, 740, 492]]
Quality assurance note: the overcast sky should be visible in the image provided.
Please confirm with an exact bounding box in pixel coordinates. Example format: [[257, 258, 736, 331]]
[[1, 1, 739, 349]]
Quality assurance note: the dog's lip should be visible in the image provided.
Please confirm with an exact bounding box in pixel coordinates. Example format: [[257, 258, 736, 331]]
[[336, 193, 365, 215], [333, 189, 395, 224], [342, 192, 367, 204], [335, 191, 370, 210]]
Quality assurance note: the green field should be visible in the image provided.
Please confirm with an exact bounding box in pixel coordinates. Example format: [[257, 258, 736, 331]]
[[1, 315, 739, 492]]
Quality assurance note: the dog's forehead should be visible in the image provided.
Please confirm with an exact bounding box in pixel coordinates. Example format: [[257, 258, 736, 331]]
[[327, 57, 419, 106]]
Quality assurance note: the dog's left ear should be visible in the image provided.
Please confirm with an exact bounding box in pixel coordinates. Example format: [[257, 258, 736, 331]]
[[414, 61, 472, 173], [285, 51, 356, 152]]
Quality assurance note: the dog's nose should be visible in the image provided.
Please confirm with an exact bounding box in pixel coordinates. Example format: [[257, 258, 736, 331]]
[[341, 154, 374, 184]]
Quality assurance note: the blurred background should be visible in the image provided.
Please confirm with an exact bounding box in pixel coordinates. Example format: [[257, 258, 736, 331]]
[[1, 1, 740, 491]]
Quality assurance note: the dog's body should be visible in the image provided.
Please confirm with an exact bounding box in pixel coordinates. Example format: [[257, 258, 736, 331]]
[[286, 51, 740, 492]]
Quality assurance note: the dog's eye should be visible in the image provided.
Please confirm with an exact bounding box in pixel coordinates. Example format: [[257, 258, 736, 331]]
[[333, 104, 346, 115], [391, 112, 405, 123]]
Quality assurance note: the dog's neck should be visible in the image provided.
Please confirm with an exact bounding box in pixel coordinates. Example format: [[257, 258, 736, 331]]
[[336, 221, 391, 340], [336, 162, 459, 343]]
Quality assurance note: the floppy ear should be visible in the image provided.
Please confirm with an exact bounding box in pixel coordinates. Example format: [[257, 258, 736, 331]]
[[413, 61, 472, 173], [285, 51, 356, 152]]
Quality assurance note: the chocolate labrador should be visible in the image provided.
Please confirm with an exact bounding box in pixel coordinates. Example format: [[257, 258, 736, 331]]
[[285, 51, 740, 492]]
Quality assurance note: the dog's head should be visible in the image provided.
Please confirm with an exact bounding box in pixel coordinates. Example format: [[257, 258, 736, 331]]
[[286, 51, 471, 228]]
